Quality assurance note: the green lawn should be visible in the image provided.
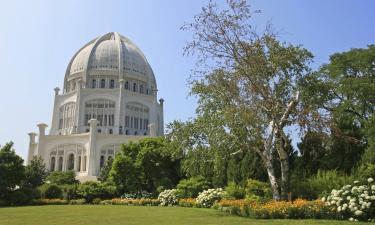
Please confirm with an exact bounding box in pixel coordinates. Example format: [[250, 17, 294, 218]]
[[0, 205, 368, 225]]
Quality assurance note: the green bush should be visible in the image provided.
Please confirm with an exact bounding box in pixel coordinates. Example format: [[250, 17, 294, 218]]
[[8, 189, 29, 205], [353, 163, 375, 183], [46, 171, 78, 185], [39, 184, 63, 199], [245, 179, 272, 201], [77, 181, 116, 203], [60, 184, 78, 200], [92, 198, 102, 204], [176, 176, 210, 198], [292, 170, 352, 199], [224, 182, 245, 199]]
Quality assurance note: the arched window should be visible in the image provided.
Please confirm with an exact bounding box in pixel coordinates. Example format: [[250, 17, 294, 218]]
[[110, 80, 115, 88], [58, 157, 63, 171], [100, 155, 105, 168], [134, 131, 138, 135], [83, 156, 87, 171], [109, 129, 113, 134], [50, 157, 56, 171], [78, 156, 81, 172], [84, 99, 115, 127], [139, 85, 144, 93], [98, 129, 101, 133], [58, 102, 76, 132], [100, 79, 106, 88], [144, 132, 147, 136], [92, 79, 96, 88], [125, 102, 149, 135], [119, 126, 123, 134], [125, 130, 129, 135], [133, 83, 137, 92], [67, 154, 74, 170], [125, 81, 129, 89]]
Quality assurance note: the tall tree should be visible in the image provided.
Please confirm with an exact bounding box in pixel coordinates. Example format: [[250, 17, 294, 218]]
[[304, 45, 375, 171], [182, 0, 313, 200], [0, 142, 25, 200], [23, 156, 48, 188]]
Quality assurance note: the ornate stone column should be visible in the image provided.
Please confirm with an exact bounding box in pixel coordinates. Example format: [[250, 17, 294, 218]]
[[87, 118, 98, 176]]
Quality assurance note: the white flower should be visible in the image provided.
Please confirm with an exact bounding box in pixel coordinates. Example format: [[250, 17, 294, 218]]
[[349, 217, 355, 221], [354, 210, 363, 216], [321, 197, 326, 202], [368, 177, 374, 183], [354, 180, 360, 184]]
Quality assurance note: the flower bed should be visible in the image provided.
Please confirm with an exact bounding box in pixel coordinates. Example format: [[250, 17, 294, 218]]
[[216, 199, 337, 219], [322, 178, 375, 221], [178, 198, 198, 207]]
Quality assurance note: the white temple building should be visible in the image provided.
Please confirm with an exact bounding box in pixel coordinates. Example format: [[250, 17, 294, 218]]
[[27, 32, 164, 181]]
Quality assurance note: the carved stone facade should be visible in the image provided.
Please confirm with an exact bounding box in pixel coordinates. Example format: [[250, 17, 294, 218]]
[[27, 32, 164, 182]]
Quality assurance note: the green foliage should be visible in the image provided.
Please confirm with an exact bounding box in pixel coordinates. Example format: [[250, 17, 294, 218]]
[[352, 163, 375, 183], [109, 148, 141, 193], [7, 187, 40, 205], [224, 182, 245, 200], [121, 191, 153, 199], [77, 181, 116, 203], [292, 170, 352, 199], [60, 184, 79, 200], [176, 176, 210, 198], [24, 156, 48, 188], [46, 171, 78, 185], [109, 137, 181, 193], [245, 179, 272, 201], [98, 157, 113, 182], [0, 142, 25, 200], [39, 184, 63, 199]]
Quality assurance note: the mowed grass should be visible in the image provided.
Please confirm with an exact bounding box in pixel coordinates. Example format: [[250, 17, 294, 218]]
[[0, 205, 368, 225]]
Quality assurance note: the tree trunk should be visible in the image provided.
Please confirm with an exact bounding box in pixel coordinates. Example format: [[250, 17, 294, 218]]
[[264, 157, 281, 200], [279, 155, 290, 200], [276, 130, 290, 200]]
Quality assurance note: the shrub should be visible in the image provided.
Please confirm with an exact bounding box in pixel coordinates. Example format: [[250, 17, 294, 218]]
[[46, 171, 79, 185], [60, 184, 78, 200], [224, 182, 245, 200], [92, 198, 102, 204], [39, 184, 63, 199], [176, 176, 210, 198], [121, 191, 153, 199], [158, 189, 178, 206], [77, 181, 116, 203], [100, 198, 160, 206], [32, 199, 68, 205], [196, 188, 225, 208], [292, 170, 352, 200], [8, 189, 29, 205], [245, 179, 272, 201], [322, 178, 375, 221]]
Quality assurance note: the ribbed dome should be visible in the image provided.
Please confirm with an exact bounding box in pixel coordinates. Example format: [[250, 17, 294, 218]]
[[65, 32, 156, 87]]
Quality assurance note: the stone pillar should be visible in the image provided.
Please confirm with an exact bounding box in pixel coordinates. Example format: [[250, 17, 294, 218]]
[[148, 123, 157, 137], [159, 98, 164, 135], [27, 132, 38, 164], [37, 123, 48, 137], [87, 118, 98, 176], [74, 79, 82, 133], [116, 79, 125, 135]]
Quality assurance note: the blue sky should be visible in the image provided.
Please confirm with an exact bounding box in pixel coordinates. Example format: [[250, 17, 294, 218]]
[[0, 0, 374, 160]]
